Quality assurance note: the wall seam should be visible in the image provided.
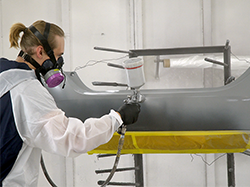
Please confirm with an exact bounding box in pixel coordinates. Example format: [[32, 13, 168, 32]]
[[0, 0, 3, 56]]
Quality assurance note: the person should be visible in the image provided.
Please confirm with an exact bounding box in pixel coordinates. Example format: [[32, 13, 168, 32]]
[[0, 20, 141, 186]]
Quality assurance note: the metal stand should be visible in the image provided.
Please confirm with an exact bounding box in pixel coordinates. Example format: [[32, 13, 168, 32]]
[[94, 41, 234, 187], [134, 154, 144, 187], [227, 153, 235, 187]]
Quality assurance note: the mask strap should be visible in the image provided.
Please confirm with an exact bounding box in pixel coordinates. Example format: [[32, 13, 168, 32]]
[[28, 24, 57, 65], [18, 50, 41, 69], [18, 50, 44, 85], [43, 22, 50, 40], [35, 69, 44, 86]]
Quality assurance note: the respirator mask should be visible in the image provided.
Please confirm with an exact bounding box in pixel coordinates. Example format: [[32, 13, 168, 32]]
[[18, 22, 65, 88]]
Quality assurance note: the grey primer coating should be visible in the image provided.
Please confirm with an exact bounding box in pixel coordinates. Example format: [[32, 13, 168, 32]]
[[47, 66, 250, 132]]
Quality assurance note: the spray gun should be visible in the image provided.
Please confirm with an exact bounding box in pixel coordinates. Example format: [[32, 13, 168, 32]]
[[99, 58, 145, 187], [116, 58, 145, 138], [117, 57, 145, 139]]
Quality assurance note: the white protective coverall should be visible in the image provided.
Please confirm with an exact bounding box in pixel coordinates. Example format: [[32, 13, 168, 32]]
[[0, 61, 122, 186]]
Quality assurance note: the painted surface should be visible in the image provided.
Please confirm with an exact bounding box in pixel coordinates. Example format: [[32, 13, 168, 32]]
[[48, 67, 250, 132]]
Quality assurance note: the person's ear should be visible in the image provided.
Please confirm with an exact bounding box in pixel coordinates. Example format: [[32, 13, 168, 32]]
[[35, 46, 44, 59]]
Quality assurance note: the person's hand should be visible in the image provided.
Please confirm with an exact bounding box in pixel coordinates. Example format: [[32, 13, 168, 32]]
[[117, 103, 141, 125]]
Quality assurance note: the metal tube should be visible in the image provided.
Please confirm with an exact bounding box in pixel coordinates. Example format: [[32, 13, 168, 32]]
[[155, 56, 160, 79], [134, 154, 144, 187], [92, 81, 128, 87], [95, 167, 137, 174], [97, 154, 116, 158], [223, 41, 234, 187], [224, 46, 231, 85], [98, 181, 138, 186], [94, 47, 132, 54], [242, 150, 250, 156], [204, 58, 228, 67], [227, 153, 235, 187], [129, 46, 225, 58], [107, 63, 125, 69]]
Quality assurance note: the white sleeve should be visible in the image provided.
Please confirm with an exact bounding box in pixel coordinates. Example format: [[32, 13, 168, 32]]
[[11, 79, 123, 157]]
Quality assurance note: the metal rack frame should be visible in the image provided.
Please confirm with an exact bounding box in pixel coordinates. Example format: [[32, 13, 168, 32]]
[[128, 41, 234, 187], [94, 41, 237, 187]]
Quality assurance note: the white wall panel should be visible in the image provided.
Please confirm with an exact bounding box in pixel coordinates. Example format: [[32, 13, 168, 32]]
[[142, 0, 203, 48], [1, 0, 63, 59], [144, 154, 206, 187], [0, 0, 3, 56], [70, 0, 132, 91], [211, 0, 250, 55]]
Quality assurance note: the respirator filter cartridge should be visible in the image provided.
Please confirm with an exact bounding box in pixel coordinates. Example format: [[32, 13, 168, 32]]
[[44, 69, 64, 88], [123, 58, 145, 89]]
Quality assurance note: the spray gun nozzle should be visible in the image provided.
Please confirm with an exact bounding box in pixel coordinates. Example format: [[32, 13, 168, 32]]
[[124, 89, 145, 104]]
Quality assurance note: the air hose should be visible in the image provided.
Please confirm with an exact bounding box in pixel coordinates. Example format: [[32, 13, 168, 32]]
[[40, 125, 127, 187], [41, 125, 127, 187], [99, 125, 127, 187], [40, 154, 58, 187], [40, 125, 126, 187]]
